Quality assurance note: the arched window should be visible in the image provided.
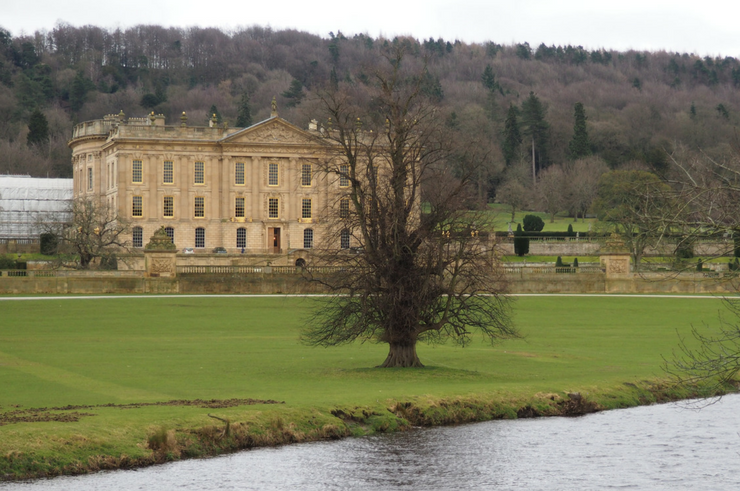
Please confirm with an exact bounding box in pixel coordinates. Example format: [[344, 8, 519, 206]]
[[340, 229, 350, 249], [303, 228, 314, 249], [195, 227, 205, 248], [236, 227, 247, 249], [165, 226, 174, 244], [295, 258, 306, 268], [132, 226, 143, 248]]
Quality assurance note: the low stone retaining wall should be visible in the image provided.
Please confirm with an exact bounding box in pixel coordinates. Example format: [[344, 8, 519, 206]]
[[1, 271, 738, 295]]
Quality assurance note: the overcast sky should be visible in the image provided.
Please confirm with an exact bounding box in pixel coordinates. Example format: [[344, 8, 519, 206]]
[[4, 0, 739, 57]]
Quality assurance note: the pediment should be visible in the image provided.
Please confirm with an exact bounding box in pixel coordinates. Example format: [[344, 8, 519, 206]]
[[221, 117, 322, 146]]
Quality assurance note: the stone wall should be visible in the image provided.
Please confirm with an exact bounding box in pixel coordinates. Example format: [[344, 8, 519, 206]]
[[496, 240, 734, 258], [2, 271, 738, 295]]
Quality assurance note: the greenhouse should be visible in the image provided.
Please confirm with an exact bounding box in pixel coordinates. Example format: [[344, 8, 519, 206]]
[[0, 175, 73, 239]]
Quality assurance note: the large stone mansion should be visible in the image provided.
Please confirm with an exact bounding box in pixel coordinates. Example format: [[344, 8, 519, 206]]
[[69, 107, 342, 264]]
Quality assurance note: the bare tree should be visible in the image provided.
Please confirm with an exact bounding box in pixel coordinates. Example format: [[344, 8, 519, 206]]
[[591, 169, 673, 268], [302, 45, 518, 368], [664, 297, 740, 396], [44, 197, 130, 269], [496, 160, 532, 223], [563, 156, 608, 221], [536, 164, 566, 223], [637, 146, 740, 392]]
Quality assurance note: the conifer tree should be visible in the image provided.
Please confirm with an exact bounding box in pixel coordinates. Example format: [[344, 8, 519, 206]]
[[208, 105, 222, 123], [69, 72, 93, 112], [282, 79, 305, 107], [27, 108, 49, 147], [481, 65, 503, 95], [520, 92, 549, 184], [501, 104, 522, 166], [569, 102, 590, 159], [235, 92, 253, 127]]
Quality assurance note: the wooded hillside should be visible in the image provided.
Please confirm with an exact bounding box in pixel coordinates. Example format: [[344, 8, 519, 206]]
[[1, 24, 738, 203]]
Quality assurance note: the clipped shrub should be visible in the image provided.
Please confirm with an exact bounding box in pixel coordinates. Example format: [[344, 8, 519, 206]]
[[555, 256, 564, 267], [573, 258, 579, 268], [675, 241, 694, 259], [735, 233, 740, 258], [696, 259, 703, 272], [513, 224, 529, 256], [99, 255, 118, 270], [40, 233, 58, 255], [0, 255, 16, 269], [567, 224, 574, 234], [730, 258, 740, 271], [522, 214, 545, 232]]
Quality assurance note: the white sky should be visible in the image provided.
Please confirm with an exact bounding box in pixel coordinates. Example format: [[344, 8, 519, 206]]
[[4, 0, 739, 57]]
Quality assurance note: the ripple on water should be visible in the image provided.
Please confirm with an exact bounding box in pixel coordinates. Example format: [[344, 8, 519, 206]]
[[2, 394, 739, 491]]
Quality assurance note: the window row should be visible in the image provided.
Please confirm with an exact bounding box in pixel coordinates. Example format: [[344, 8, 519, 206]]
[[131, 196, 301, 219], [131, 226, 317, 250], [128, 160, 319, 187], [130, 226, 355, 251]]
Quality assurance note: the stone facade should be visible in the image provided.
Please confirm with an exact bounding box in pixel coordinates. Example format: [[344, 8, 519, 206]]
[[69, 110, 338, 265]]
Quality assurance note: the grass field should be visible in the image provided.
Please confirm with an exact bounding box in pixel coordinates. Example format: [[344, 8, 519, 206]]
[[486, 204, 598, 233], [0, 295, 732, 478]]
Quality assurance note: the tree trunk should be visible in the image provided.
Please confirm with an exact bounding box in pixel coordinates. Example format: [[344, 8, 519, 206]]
[[379, 342, 424, 368], [531, 137, 536, 187]]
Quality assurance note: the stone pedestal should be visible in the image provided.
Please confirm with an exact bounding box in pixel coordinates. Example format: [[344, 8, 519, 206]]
[[144, 227, 177, 277], [145, 251, 177, 277], [600, 233, 631, 276]]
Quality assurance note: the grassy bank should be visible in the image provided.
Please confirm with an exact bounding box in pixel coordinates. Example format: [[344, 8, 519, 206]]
[[0, 295, 731, 480]]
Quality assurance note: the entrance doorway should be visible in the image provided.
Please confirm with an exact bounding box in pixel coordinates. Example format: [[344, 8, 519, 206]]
[[267, 227, 281, 253]]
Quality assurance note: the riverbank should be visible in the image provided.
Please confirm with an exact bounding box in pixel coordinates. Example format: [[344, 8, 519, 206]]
[[0, 295, 734, 481]]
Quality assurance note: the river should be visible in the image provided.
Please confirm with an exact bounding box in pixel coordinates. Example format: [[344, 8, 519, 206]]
[[3, 394, 739, 490]]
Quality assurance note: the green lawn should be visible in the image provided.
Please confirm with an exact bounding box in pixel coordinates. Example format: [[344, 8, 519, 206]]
[[0, 295, 730, 478], [487, 203, 598, 233]]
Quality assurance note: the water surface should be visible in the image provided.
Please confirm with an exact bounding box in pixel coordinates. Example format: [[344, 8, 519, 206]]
[[3, 395, 739, 490]]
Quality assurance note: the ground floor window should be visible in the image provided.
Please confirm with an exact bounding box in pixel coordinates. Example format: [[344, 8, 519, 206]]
[[132, 226, 143, 248], [236, 227, 246, 248], [303, 228, 314, 249], [195, 227, 205, 248], [165, 226, 174, 244]]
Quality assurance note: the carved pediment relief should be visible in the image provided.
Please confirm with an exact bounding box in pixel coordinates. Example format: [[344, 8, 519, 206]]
[[223, 118, 321, 146]]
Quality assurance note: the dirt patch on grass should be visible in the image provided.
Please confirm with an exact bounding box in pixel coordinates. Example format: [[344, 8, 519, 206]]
[[0, 398, 283, 426], [0, 410, 97, 425]]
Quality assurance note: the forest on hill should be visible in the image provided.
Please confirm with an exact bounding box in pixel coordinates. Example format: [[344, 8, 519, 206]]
[[1, 23, 738, 210]]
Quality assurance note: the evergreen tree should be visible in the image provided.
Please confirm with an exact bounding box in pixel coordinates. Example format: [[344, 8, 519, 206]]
[[514, 223, 529, 256], [481, 65, 503, 95], [569, 102, 590, 159], [329, 67, 339, 91], [520, 92, 550, 183], [208, 105, 222, 123], [501, 104, 522, 166], [235, 92, 253, 127], [282, 79, 305, 107], [69, 72, 93, 112], [27, 108, 49, 147]]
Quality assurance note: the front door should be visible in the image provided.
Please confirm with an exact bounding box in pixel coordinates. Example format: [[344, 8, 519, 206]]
[[268, 227, 281, 253]]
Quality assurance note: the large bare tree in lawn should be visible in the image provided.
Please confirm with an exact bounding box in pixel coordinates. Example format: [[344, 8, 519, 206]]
[[302, 45, 518, 368]]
